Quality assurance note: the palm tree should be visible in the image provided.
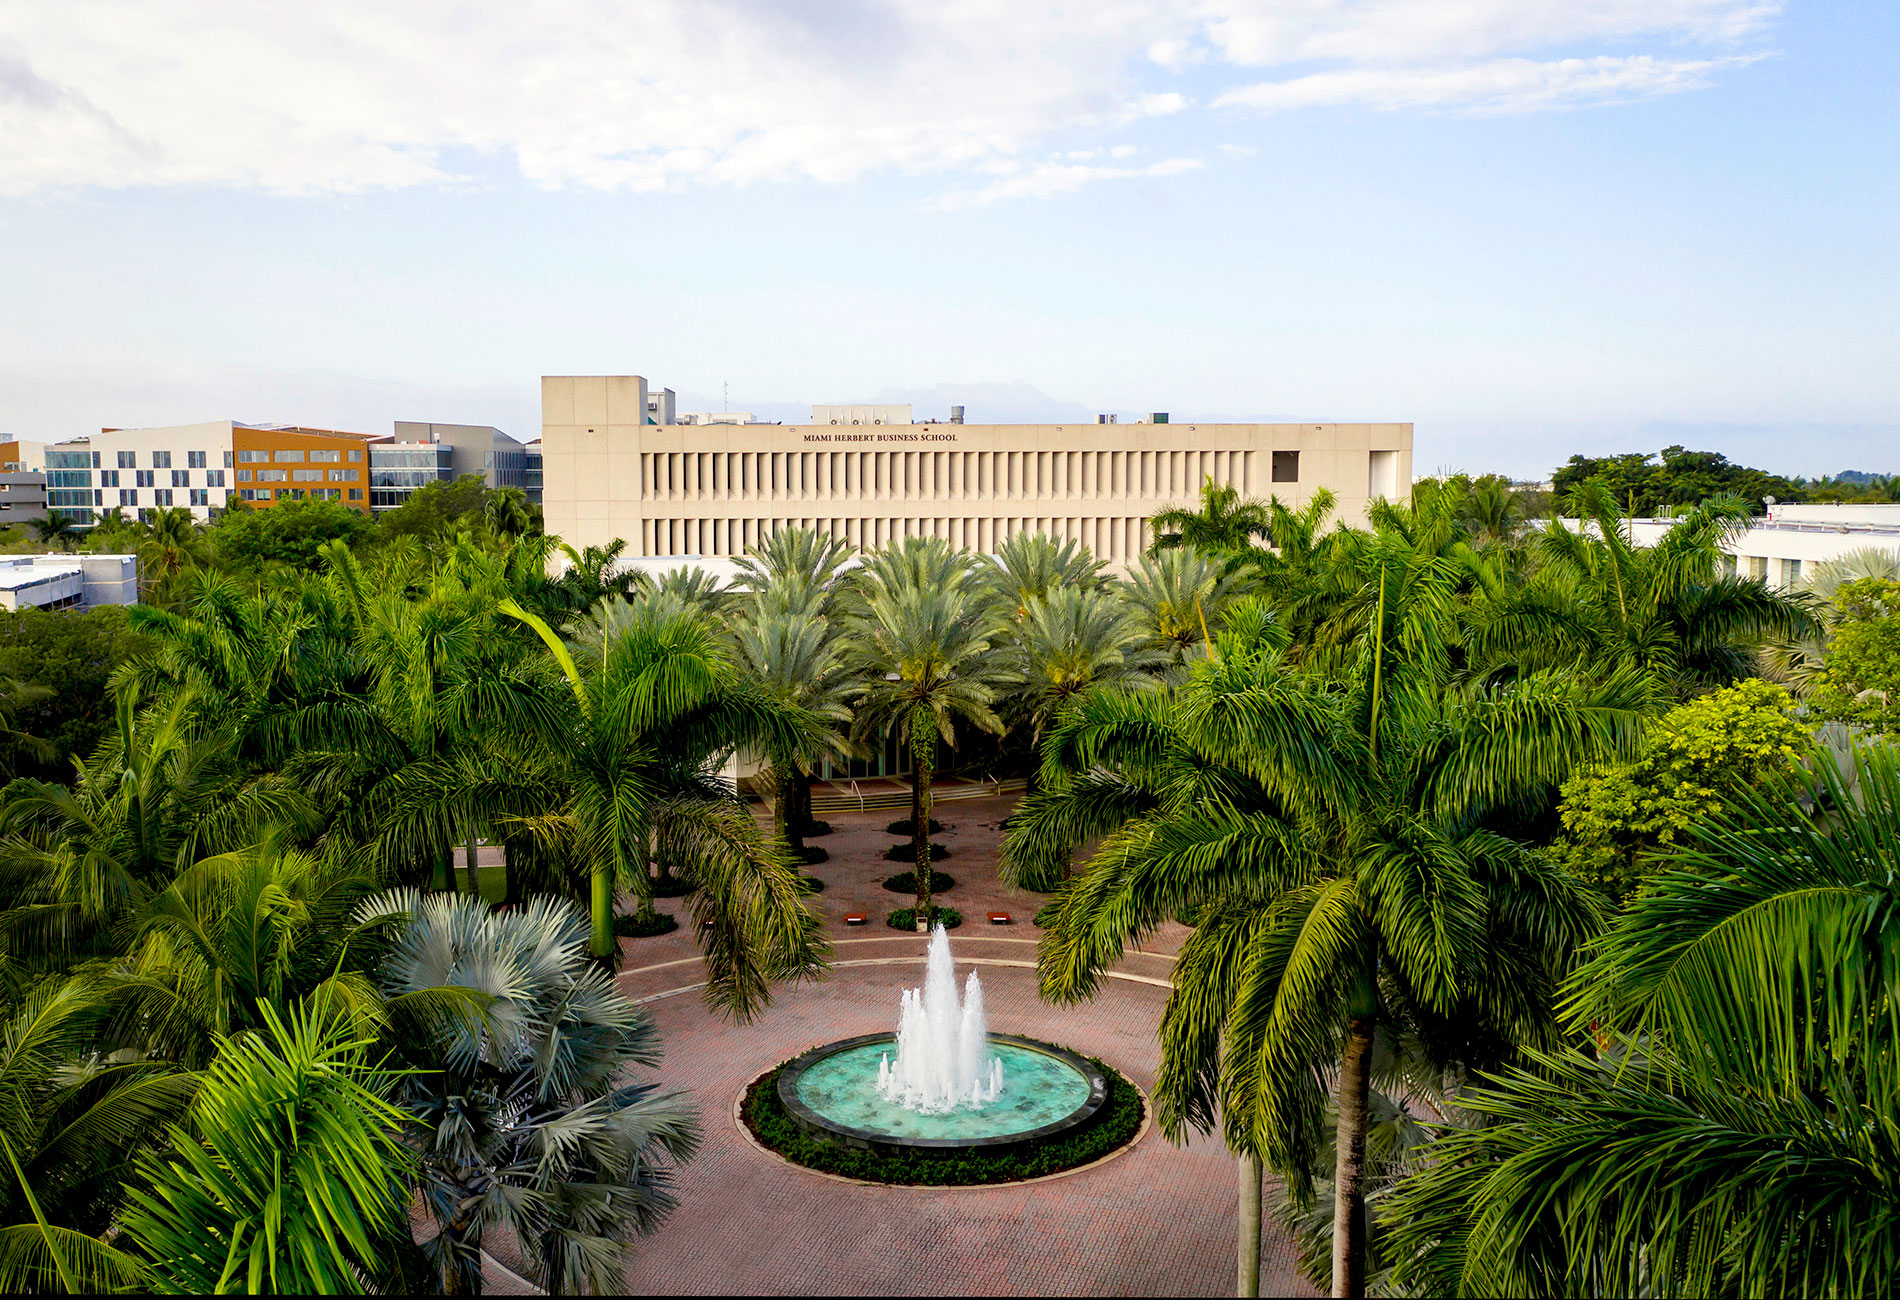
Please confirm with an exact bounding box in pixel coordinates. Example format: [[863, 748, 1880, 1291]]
[[116, 997, 414, 1295], [1007, 585, 1162, 749], [0, 687, 315, 969], [1005, 553, 1642, 1297], [847, 538, 1014, 918], [362, 889, 700, 1295], [733, 605, 857, 862], [1761, 546, 1900, 694], [1469, 486, 1819, 693], [137, 506, 200, 603], [502, 597, 828, 1017], [1124, 546, 1247, 672], [1385, 747, 1900, 1298], [27, 512, 80, 552], [1150, 476, 1272, 556], [984, 532, 1106, 620], [483, 486, 535, 542], [0, 677, 53, 780], [0, 976, 193, 1293]]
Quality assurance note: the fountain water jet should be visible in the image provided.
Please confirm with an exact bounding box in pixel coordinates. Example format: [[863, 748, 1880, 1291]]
[[876, 925, 1003, 1112]]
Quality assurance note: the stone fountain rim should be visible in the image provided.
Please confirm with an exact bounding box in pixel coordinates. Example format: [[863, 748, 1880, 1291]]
[[775, 1031, 1108, 1153]]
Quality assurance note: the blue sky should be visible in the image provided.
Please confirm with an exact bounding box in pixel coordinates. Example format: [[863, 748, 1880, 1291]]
[[1, 1, 1893, 480]]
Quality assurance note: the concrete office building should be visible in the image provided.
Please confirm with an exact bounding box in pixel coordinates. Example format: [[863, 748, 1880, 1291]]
[[372, 423, 543, 510], [541, 375, 1413, 566], [1625, 502, 1900, 590]]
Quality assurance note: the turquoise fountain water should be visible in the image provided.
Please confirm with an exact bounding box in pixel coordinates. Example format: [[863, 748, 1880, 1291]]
[[784, 925, 1098, 1146]]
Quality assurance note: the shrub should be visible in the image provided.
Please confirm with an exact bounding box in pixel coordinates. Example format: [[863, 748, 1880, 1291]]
[[797, 819, 833, 838], [742, 1055, 1142, 1185], [882, 870, 955, 894], [885, 818, 945, 836], [886, 905, 961, 930], [799, 875, 826, 894], [613, 911, 679, 938], [883, 842, 950, 863], [1554, 679, 1812, 900], [794, 846, 829, 866], [648, 873, 694, 898], [1809, 577, 1900, 736]]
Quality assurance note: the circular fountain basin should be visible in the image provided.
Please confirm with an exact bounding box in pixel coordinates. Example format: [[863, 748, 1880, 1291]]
[[777, 1032, 1107, 1155]]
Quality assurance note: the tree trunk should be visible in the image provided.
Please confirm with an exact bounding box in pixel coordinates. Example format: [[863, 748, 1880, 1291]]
[[1331, 1016, 1376, 1299], [589, 859, 615, 958], [635, 829, 657, 924], [773, 765, 793, 855], [912, 723, 933, 921], [1238, 1149, 1261, 1298], [464, 836, 480, 895]]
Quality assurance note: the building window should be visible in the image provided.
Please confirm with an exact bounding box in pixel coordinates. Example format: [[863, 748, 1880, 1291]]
[[49, 470, 92, 488], [239, 489, 262, 501], [238, 450, 270, 463], [117, 451, 135, 469], [190, 488, 209, 507], [224, 451, 235, 468], [291, 468, 324, 482], [273, 449, 303, 463], [1272, 451, 1300, 483], [99, 470, 119, 487], [154, 488, 173, 506], [188, 450, 207, 468], [1785, 558, 1803, 587], [348, 488, 363, 501], [281, 488, 307, 500], [206, 470, 225, 487], [256, 469, 288, 483], [314, 488, 341, 501], [152, 450, 172, 469], [309, 449, 341, 463], [91, 452, 101, 469], [135, 470, 155, 488], [327, 469, 356, 482], [349, 450, 362, 462], [120, 489, 137, 506], [172, 470, 189, 487]]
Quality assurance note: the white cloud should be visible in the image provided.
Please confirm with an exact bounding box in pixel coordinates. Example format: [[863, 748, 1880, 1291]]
[[1216, 55, 1752, 115], [934, 155, 1204, 209], [0, 1, 1777, 197]]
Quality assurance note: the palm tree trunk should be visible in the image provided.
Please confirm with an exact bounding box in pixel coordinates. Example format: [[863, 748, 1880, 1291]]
[[1331, 1016, 1375, 1299], [590, 860, 615, 958], [1238, 1149, 1261, 1298], [464, 836, 480, 895], [912, 725, 933, 923]]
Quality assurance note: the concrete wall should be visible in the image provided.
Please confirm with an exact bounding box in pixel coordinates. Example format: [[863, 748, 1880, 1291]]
[[542, 375, 1414, 568]]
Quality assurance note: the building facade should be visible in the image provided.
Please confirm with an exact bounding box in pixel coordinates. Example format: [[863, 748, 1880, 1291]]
[[1625, 502, 1900, 590], [372, 423, 542, 510], [541, 375, 1414, 565], [0, 554, 138, 611]]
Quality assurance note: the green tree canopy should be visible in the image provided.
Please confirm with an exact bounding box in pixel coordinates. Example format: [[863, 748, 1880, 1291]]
[[204, 497, 375, 571]]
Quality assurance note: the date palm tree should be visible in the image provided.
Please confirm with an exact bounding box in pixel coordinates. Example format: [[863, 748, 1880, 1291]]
[[1385, 746, 1900, 1299], [1007, 585, 1163, 749], [361, 889, 700, 1296], [1006, 549, 1643, 1298], [847, 537, 1014, 917], [733, 606, 857, 861], [1124, 546, 1247, 673], [983, 531, 1107, 621]]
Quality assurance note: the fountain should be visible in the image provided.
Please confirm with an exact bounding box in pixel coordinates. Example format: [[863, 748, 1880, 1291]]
[[774, 925, 1108, 1155]]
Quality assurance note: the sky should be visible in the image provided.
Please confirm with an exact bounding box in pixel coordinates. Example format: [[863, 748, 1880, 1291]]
[[1, 1, 1894, 481]]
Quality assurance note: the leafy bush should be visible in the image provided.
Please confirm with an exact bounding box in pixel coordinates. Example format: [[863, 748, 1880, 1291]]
[[1809, 577, 1900, 736], [883, 842, 950, 862], [882, 870, 955, 894], [1554, 679, 1812, 899], [886, 905, 961, 930], [613, 911, 679, 938], [796, 818, 833, 838], [799, 874, 826, 894], [742, 1055, 1142, 1185], [885, 818, 945, 836], [648, 873, 694, 898], [794, 845, 829, 866]]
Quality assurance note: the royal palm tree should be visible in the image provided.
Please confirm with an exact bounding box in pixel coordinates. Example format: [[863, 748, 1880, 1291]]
[[1386, 747, 1900, 1299], [1006, 551, 1643, 1297], [27, 512, 80, 552], [1468, 486, 1819, 693], [362, 889, 700, 1296], [502, 597, 828, 1016], [847, 537, 1014, 918], [483, 486, 535, 542], [136, 507, 201, 603], [1150, 476, 1273, 556]]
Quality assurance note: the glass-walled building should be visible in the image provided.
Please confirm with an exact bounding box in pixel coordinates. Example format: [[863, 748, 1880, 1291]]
[[372, 423, 542, 511]]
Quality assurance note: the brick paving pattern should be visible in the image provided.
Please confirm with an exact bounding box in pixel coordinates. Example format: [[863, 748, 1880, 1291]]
[[492, 795, 1312, 1297]]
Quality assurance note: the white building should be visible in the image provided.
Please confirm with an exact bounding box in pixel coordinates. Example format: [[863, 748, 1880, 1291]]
[[0, 554, 138, 612], [1623, 502, 1900, 589]]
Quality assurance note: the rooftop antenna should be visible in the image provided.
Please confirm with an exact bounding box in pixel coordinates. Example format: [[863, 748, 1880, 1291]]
[[723, 380, 729, 413]]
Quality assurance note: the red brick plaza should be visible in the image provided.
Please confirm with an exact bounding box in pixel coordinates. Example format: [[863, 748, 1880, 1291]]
[[579, 795, 1312, 1297]]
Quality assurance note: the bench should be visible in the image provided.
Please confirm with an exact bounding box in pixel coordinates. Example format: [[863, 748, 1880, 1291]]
[[843, 912, 868, 926], [987, 912, 1011, 925]]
